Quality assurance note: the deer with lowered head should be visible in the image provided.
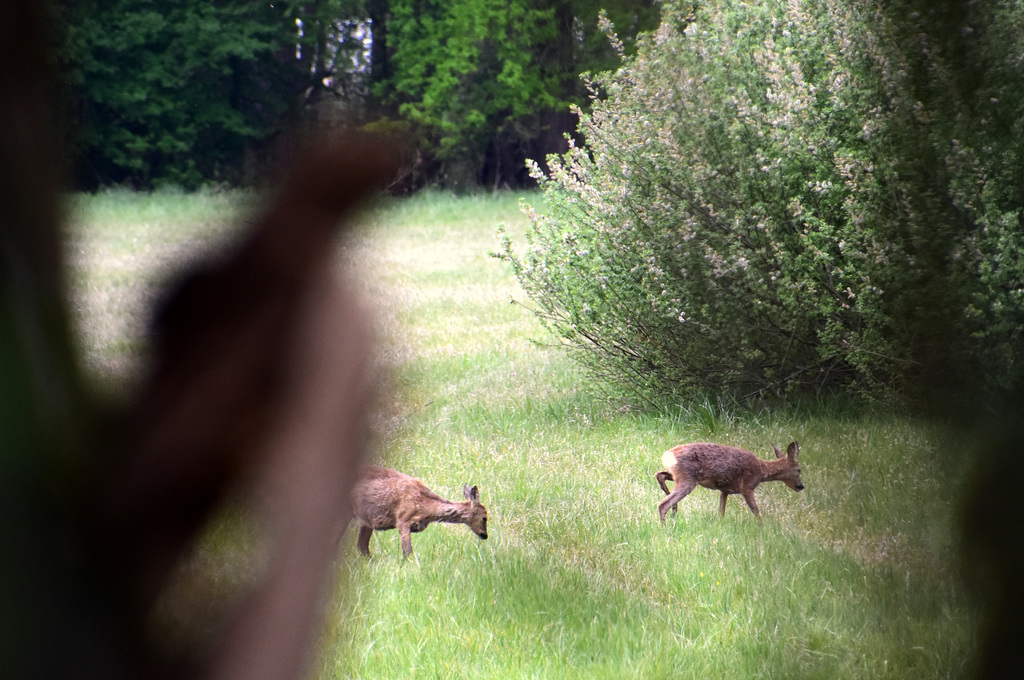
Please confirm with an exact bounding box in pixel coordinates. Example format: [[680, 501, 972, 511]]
[[655, 441, 804, 521], [351, 466, 488, 558]]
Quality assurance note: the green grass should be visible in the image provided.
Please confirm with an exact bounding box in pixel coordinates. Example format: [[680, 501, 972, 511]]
[[69, 189, 977, 679], [66, 187, 254, 381]]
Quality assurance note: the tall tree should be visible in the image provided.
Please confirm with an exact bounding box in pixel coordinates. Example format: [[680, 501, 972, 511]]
[[62, 0, 656, 189], [373, 0, 659, 188], [65, 0, 293, 187], [64, 0, 368, 189], [294, 0, 373, 107]]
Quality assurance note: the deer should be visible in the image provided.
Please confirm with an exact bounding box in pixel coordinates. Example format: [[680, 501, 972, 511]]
[[655, 441, 804, 521], [351, 466, 488, 558]]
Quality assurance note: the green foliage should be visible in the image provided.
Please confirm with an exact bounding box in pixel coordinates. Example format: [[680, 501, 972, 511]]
[[383, 0, 560, 184], [60, 0, 659, 189], [63, 0, 368, 189], [498, 0, 1024, 402], [64, 0, 298, 188], [377, 0, 659, 188]]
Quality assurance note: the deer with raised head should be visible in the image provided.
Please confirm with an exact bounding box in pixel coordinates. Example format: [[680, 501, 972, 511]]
[[655, 441, 804, 521], [351, 466, 488, 558]]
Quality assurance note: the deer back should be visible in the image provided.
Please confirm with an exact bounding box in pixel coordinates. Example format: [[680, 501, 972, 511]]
[[664, 443, 765, 493], [352, 466, 488, 537], [352, 466, 443, 530]]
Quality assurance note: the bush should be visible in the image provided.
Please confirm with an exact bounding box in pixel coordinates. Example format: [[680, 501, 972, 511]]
[[496, 0, 1024, 403]]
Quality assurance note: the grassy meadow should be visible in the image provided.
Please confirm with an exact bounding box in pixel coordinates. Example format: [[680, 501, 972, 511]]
[[68, 190, 976, 679]]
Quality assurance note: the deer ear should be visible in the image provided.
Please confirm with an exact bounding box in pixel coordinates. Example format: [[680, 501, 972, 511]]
[[772, 444, 784, 459], [464, 484, 479, 504], [787, 441, 800, 461]]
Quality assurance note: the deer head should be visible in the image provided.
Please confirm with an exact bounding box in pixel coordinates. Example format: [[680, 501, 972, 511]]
[[771, 441, 804, 491], [463, 484, 488, 539]]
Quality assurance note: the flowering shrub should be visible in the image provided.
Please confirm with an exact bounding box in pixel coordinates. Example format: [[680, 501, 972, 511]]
[[497, 0, 1024, 401]]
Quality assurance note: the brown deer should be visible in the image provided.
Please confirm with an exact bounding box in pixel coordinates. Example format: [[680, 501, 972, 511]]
[[656, 441, 804, 521], [351, 466, 488, 558]]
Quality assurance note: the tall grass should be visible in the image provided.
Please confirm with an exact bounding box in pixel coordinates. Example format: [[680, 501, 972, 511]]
[[69, 190, 976, 679]]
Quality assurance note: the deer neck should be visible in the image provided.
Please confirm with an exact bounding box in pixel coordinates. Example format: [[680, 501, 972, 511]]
[[760, 457, 791, 482], [429, 499, 471, 524]]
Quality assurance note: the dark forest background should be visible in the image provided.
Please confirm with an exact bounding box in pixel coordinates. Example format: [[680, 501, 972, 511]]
[[54, 0, 659, 191]]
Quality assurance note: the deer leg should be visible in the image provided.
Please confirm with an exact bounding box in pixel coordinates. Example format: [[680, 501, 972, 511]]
[[655, 470, 680, 515], [741, 491, 761, 517], [655, 470, 673, 495], [356, 525, 373, 557], [658, 478, 696, 522], [398, 523, 414, 558], [719, 491, 729, 516]]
